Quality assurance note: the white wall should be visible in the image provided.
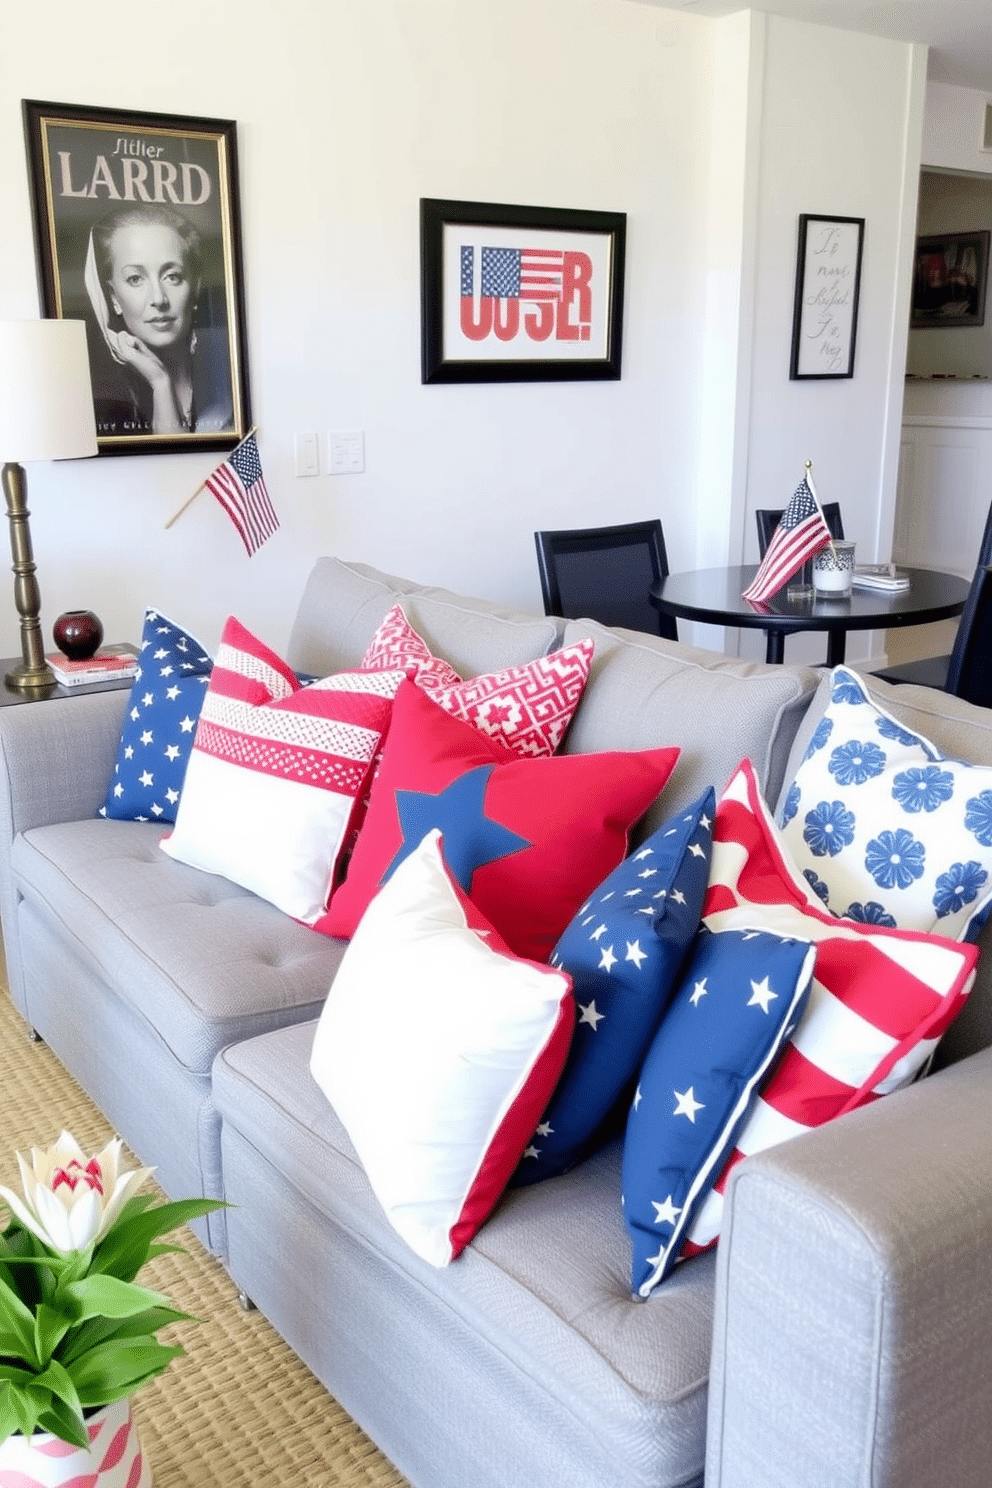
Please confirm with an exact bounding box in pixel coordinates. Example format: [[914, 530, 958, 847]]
[[728, 17, 926, 665], [922, 80, 992, 176], [0, 0, 716, 659], [0, 1, 927, 670]]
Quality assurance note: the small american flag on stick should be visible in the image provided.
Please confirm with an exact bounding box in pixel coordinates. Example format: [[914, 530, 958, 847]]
[[742, 472, 832, 603], [204, 432, 280, 556]]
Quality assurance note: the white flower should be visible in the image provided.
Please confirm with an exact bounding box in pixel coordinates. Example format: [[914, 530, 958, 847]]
[[0, 1129, 154, 1254]]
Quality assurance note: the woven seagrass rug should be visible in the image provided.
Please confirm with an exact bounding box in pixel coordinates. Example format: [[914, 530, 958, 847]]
[[0, 975, 411, 1488]]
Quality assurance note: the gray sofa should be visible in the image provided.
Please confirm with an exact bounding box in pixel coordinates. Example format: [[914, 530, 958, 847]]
[[0, 555, 990, 1488]]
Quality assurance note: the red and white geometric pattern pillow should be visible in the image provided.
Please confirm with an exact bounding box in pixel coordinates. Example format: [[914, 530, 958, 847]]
[[360, 604, 593, 757], [162, 616, 408, 923], [679, 758, 978, 1257]]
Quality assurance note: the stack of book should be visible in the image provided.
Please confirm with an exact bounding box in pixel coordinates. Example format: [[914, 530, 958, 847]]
[[851, 564, 910, 593], [45, 645, 138, 687]]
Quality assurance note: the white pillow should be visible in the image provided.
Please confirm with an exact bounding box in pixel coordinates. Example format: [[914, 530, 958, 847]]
[[310, 829, 574, 1266]]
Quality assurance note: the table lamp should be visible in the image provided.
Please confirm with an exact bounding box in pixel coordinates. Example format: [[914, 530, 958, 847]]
[[0, 320, 98, 691]]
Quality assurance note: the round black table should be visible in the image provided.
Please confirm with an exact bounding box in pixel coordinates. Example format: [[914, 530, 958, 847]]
[[650, 565, 969, 666]]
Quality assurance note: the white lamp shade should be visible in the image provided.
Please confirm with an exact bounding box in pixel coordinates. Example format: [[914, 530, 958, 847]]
[[0, 320, 98, 462]]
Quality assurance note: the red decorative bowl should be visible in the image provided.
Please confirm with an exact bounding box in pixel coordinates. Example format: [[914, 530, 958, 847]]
[[53, 610, 104, 661]]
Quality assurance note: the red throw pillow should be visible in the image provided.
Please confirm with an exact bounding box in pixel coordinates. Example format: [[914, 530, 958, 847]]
[[320, 680, 679, 962]]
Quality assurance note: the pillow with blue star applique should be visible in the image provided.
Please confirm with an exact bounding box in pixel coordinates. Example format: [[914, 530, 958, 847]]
[[321, 679, 680, 962], [776, 665, 992, 941], [622, 922, 815, 1298], [513, 787, 715, 1187], [101, 609, 213, 824]]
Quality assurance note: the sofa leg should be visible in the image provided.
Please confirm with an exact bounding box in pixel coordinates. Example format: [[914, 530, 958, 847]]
[[237, 1288, 256, 1312], [26, 1027, 42, 1044]]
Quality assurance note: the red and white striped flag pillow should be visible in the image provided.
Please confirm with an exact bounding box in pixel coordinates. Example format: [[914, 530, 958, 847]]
[[162, 616, 408, 923], [681, 758, 977, 1255]]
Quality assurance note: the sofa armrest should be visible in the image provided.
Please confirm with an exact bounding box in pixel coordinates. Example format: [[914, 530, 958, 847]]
[[0, 689, 128, 835], [0, 690, 128, 1022], [706, 1045, 992, 1488]]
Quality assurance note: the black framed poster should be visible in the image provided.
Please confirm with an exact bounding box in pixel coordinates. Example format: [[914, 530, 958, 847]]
[[23, 99, 252, 456], [420, 197, 625, 383], [789, 214, 864, 380]]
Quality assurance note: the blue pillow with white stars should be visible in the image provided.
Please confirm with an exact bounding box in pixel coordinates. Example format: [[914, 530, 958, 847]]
[[513, 787, 715, 1188], [100, 609, 212, 824], [622, 923, 815, 1299]]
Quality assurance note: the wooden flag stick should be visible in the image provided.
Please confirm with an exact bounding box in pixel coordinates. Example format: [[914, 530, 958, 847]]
[[163, 426, 259, 530], [804, 458, 837, 552]]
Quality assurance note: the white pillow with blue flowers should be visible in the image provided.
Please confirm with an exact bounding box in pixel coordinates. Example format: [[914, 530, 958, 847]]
[[777, 666, 992, 942]]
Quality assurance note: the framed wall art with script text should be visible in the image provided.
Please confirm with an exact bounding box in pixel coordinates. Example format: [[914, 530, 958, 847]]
[[789, 214, 864, 380], [22, 99, 252, 456], [420, 197, 626, 383]]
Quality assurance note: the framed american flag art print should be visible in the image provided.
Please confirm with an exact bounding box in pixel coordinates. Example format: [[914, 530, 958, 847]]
[[420, 197, 626, 383]]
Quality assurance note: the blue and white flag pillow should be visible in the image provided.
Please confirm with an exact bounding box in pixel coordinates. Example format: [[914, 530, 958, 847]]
[[778, 665, 992, 941], [514, 787, 715, 1186], [622, 923, 815, 1299], [101, 609, 212, 824]]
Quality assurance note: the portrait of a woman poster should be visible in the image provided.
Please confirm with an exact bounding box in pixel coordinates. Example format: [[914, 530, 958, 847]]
[[22, 100, 251, 457]]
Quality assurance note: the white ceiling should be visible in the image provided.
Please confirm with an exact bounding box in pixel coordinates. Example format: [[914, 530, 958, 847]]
[[638, 2, 992, 91]]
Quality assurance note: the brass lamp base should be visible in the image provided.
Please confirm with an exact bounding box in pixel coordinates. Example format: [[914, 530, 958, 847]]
[[2, 461, 56, 692]]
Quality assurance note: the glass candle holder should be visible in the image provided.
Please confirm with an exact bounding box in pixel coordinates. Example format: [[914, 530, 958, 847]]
[[812, 541, 856, 596]]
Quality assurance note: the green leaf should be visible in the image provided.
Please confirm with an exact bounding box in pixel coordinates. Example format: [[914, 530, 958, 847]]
[[0, 1378, 41, 1444], [60, 1274, 176, 1324], [0, 1273, 40, 1365], [70, 1337, 183, 1406], [32, 1394, 89, 1449], [33, 1303, 70, 1368], [91, 1198, 225, 1282], [59, 1306, 192, 1366]]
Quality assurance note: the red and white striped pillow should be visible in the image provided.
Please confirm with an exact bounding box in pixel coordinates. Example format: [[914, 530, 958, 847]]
[[681, 758, 977, 1255], [162, 616, 407, 922], [360, 604, 593, 757]]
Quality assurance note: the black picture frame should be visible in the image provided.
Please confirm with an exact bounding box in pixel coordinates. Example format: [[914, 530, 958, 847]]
[[910, 230, 990, 329], [789, 213, 865, 380], [22, 99, 252, 457], [420, 197, 625, 383]]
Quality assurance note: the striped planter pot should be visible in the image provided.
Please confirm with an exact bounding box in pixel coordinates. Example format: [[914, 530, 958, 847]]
[[0, 1398, 151, 1487]]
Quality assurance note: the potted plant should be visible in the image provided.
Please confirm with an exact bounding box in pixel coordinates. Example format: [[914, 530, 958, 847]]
[[0, 1129, 223, 1485]]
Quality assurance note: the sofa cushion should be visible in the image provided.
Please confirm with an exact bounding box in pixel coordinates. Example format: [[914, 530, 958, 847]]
[[323, 680, 680, 961], [286, 556, 561, 677], [777, 665, 992, 941], [622, 923, 815, 1298], [214, 1018, 716, 1488], [559, 619, 820, 827], [161, 617, 407, 924], [360, 604, 593, 757], [514, 787, 715, 1187], [11, 819, 343, 1075], [311, 829, 574, 1266], [681, 758, 978, 1256], [101, 609, 212, 824]]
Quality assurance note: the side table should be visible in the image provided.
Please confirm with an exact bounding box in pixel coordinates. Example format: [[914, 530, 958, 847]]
[[0, 646, 138, 707]]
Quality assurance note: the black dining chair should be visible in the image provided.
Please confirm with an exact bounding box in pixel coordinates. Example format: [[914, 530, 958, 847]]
[[944, 566, 992, 707], [755, 502, 845, 557], [534, 519, 678, 640], [872, 496, 992, 691]]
